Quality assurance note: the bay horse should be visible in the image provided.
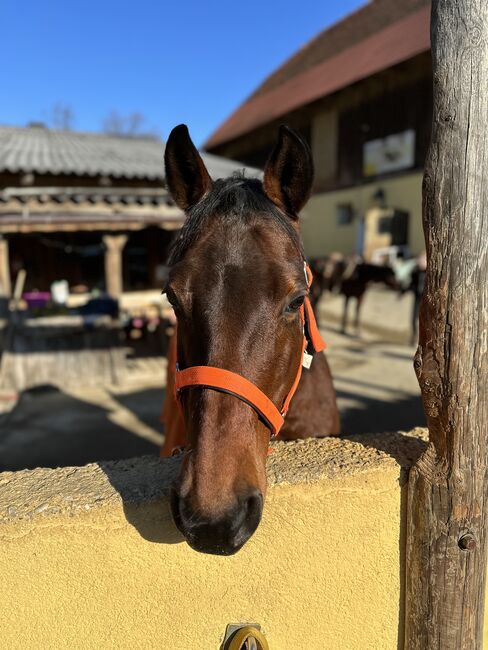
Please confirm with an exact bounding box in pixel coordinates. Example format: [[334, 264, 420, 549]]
[[162, 124, 340, 555], [309, 255, 397, 335], [339, 262, 397, 335]]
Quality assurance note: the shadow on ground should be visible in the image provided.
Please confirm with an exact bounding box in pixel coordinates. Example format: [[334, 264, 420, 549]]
[[338, 389, 425, 438], [0, 381, 426, 472], [0, 384, 163, 471]]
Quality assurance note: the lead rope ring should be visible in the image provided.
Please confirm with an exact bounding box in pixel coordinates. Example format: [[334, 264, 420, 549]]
[[227, 626, 269, 650]]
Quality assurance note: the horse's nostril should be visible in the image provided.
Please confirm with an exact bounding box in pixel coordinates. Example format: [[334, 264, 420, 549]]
[[169, 487, 186, 533], [229, 488, 263, 549], [244, 489, 263, 521]]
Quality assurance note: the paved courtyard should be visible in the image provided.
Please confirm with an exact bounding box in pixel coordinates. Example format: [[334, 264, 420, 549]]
[[320, 287, 424, 438], [0, 288, 424, 471]]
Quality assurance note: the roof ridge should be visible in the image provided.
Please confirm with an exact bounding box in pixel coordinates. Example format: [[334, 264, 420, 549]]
[[247, 1, 373, 102], [249, 0, 429, 102], [0, 124, 162, 143]]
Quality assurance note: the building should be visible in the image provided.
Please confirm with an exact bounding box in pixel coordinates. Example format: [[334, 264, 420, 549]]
[[0, 125, 254, 298], [204, 0, 431, 259]]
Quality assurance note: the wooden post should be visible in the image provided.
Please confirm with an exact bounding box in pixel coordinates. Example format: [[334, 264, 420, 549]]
[[405, 1, 488, 648], [0, 237, 11, 297], [103, 234, 127, 299], [311, 109, 338, 191]]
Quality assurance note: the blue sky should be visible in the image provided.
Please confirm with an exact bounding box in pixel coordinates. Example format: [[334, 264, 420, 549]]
[[1, 0, 365, 146]]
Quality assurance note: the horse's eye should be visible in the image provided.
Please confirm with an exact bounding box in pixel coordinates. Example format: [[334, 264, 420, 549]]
[[286, 295, 305, 313], [164, 287, 179, 309]]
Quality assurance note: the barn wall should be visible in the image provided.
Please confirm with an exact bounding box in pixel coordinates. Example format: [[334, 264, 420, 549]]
[[301, 171, 424, 258], [2, 431, 481, 650]]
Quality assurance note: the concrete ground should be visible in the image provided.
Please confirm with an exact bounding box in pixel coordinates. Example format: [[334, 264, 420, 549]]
[[0, 288, 425, 472], [320, 287, 425, 438]]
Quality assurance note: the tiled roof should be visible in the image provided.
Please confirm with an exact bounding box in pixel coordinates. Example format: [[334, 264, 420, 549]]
[[251, 0, 430, 99], [205, 0, 430, 149], [0, 126, 258, 180]]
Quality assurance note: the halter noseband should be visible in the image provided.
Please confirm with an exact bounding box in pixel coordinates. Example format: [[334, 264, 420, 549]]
[[173, 263, 325, 437]]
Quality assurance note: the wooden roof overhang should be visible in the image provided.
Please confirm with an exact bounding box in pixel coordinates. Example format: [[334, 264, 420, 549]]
[[0, 186, 185, 233], [0, 213, 184, 234]]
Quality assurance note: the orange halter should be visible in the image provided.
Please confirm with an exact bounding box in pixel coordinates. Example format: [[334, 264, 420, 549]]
[[173, 263, 325, 437]]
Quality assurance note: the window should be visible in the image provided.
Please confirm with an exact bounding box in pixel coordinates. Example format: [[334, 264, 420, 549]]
[[363, 130, 416, 177], [336, 203, 354, 226]]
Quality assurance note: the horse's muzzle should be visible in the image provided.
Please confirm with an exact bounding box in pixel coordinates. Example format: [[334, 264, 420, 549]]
[[170, 487, 263, 555]]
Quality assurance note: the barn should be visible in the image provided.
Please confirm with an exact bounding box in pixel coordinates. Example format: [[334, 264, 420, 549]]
[[0, 125, 254, 300], [204, 0, 431, 261]]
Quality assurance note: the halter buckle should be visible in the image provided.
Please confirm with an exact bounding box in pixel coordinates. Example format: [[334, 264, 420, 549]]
[[302, 350, 313, 369]]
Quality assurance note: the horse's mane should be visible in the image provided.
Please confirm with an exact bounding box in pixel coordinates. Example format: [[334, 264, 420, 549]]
[[168, 173, 303, 265]]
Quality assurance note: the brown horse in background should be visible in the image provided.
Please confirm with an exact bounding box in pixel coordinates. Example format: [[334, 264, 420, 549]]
[[309, 255, 397, 335], [162, 124, 339, 555]]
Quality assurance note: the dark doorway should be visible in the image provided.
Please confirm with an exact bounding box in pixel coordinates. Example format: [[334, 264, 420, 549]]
[[123, 227, 174, 291], [8, 232, 105, 292]]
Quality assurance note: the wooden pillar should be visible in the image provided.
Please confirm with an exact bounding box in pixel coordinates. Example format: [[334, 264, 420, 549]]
[[311, 109, 338, 191], [0, 237, 11, 297], [103, 234, 127, 299], [405, 1, 488, 648]]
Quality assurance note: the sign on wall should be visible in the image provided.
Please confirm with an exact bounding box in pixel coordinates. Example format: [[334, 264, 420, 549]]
[[363, 129, 416, 177]]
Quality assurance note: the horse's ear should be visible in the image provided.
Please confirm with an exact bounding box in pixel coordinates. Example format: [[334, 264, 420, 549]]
[[263, 125, 314, 218], [164, 124, 213, 211]]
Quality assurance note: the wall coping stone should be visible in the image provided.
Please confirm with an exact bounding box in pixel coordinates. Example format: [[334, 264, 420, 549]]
[[0, 428, 428, 525]]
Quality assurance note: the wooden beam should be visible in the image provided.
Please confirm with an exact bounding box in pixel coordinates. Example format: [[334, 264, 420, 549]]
[[0, 220, 183, 234], [0, 237, 11, 297], [405, 1, 488, 648], [103, 234, 128, 299], [311, 109, 338, 191]]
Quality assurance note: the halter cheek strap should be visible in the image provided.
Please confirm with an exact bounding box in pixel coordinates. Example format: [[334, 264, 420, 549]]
[[174, 263, 325, 437]]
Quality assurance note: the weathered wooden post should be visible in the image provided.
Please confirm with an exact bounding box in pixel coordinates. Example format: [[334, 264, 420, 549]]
[[405, 1, 488, 648], [0, 236, 11, 297], [103, 234, 128, 299]]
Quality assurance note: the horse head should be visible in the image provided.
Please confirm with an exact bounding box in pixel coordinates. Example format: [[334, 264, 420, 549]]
[[164, 124, 314, 555]]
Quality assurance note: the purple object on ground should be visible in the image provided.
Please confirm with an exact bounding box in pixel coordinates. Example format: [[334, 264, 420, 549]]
[[22, 292, 51, 309]]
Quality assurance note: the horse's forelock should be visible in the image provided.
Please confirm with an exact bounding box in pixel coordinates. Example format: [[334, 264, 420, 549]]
[[167, 175, 302, 266]]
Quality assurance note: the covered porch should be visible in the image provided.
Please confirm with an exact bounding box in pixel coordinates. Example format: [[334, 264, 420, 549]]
[[0, 185, 184, 300]]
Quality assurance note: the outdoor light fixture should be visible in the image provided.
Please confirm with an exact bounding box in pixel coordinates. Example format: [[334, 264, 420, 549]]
[[372, 187, 386, 207]]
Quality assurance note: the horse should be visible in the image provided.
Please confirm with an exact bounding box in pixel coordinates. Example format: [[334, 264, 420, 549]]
[[309, 255, 397, 335], [393, 252, 427, 345], [161, 124, 340, 555], [307, 253, 347, 324], [339, 262, 398, 335]]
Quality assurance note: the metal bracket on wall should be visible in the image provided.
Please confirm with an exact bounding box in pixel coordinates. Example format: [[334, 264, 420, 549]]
[[222, 624, 269, 650]]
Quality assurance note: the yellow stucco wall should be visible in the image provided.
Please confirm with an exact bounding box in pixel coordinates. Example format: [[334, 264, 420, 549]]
[[1, 429, 482, 650], [301, 172, 425, 258]]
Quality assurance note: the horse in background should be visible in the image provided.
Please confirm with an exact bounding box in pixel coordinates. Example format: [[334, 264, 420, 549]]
[[308, 253, 346, 318], [308, 254, 397, 335], [393, 251, 427, 345]]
